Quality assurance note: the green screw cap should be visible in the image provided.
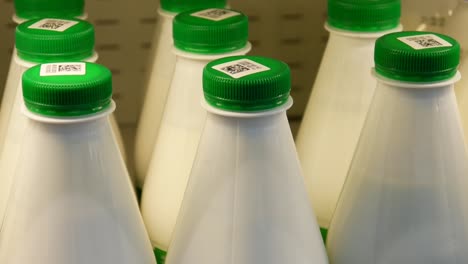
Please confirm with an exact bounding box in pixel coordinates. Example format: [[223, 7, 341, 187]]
[[15, 18, 94, 63], [161, 0, 226, 13], [173, 8, 249, 54], [328, 0, 401, 32], [203, 56, 291, 112], [15, 0, 85, 20], [375, 31, 460, 82], [22, 62, 113, 117]]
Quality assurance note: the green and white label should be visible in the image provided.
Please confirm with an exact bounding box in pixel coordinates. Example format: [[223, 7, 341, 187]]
[[212, 59, 270, 79], [398, 34, 453, 50], [28, 18, 79, 32], [191, 9, 240, 21], [40, 63, 86, 77]]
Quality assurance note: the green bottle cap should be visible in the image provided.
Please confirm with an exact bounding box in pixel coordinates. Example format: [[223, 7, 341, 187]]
[[22, 62, 112, 117], [173, 8, 249, 54], [16, 18, 94, 63], [161, 0, 226, 13], [14, 0, 85, 20], [203, 56, 291, 112], [375, 31, 460, 82], [328, 0, 401, 32]]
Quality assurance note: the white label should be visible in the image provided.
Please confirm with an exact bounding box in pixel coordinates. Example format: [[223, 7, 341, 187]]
[[40, 63, 86, 76], [28, 18, 79, 32], [398, 34, 453, 50], [190, 9, 241, 21], [212, 59, 271, 79]]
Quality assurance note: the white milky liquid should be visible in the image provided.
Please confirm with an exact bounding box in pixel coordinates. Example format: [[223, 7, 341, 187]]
[[141, 46, 251, 255], [135, 10, 176, 187], [295, 26, 401, 232]]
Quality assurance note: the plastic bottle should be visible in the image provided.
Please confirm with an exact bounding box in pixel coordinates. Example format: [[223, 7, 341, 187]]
[[295, 0, 402, 241], [6, 0, 87, 114], [135, 0, 227, 185], [4, 0, 88, 135], [0, 18, 126, 226], [0, 62, 156, 264], [5, 0, 88, 140], [165, 56, 328, 264], [327, 31, 468, 263], [401, 0, 457, 32], [140, 8, 251, 263]]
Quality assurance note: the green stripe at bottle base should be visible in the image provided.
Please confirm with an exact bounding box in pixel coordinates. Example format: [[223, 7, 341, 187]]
[[154, 247, 167, 264], [320, 227, 329, 243]]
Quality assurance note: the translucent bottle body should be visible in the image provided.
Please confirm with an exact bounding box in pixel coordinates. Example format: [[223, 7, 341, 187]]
[[141, 46, 250, 262], [166, 100, 328, 264], [0, 105, 155, 264], [135, 9, 176, 186], [295, 26, 401, 238], [327, 75, 468, 264], [0, 53, 127, 226]]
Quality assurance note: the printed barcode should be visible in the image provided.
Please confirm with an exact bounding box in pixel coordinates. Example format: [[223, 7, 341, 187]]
[[406, 36, 443, 48], [198, 9, 230, 19], [191, 9, 241, 21], [28, 19, 79, 32], [212, 59, 270, 79], [45, 64, 82, 74], [398, 34, 452, 50], [221, 61, 263, 75], [38, 20, 70, 30], [40, 63, 86, 77]]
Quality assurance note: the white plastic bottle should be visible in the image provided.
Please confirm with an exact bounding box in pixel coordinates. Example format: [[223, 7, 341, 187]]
[[0, 18, 126, 228], [140, 8, 251, 263], [0, 62, 156, 264], [3, 19, 126, 163], [401, 0, 457, 31], [135, 0, 227, 185], [295, 0, 402, 240], [327, 31, 468, 264], [5, 0, 87, 110], [166, 56, 328, 264]]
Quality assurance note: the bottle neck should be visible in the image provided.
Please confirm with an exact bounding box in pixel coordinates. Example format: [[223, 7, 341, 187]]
[[14, 51, 99, 67], [202, 97, 293, 119], [371, 74, 459, 128], [23, 100, 115, 125], [158, 8, 177, 19], [172, 42, 252, 61], [326, 23, 403, 39], [373, 70, 461, 90]]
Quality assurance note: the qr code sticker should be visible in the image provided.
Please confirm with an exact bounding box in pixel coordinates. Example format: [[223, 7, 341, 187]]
[[398, 34, 452, 50], [28, 19, 79, 32], [212, 59, 271, 79], [40, 63, 86, 77], [191, 9, 241, 21]]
